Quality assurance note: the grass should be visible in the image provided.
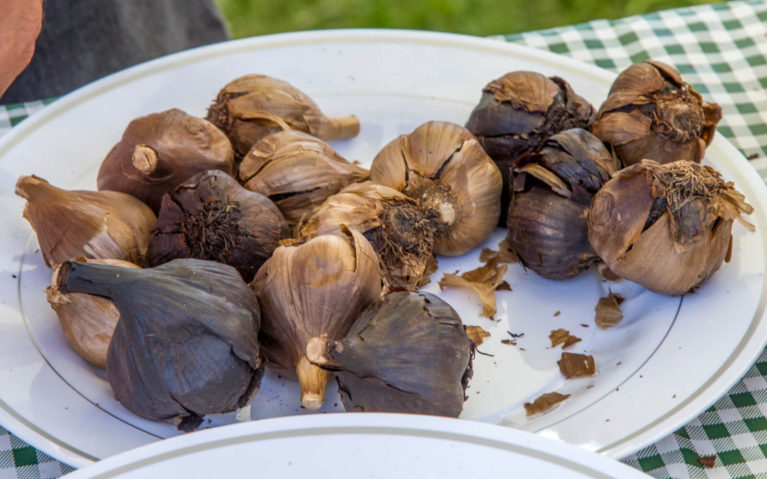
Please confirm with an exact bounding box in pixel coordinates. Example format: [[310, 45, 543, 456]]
[[214, 0, 720, 39]]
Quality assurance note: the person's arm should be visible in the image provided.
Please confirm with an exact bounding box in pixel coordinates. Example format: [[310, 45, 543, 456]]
[[0, 0, 43, 100]]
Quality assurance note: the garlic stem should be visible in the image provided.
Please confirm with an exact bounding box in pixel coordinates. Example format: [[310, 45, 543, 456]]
[[131, 144, 159, 176], [324, 115, 360, 140], [296, 355, 330, 410]]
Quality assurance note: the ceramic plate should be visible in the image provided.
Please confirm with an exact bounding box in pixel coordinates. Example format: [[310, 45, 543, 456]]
[[62, 414, 651, 478], [0, 30, 765, 467]]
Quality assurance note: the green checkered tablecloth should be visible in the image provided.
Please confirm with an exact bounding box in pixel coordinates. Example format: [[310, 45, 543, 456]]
[[2, 1, 767, 478]]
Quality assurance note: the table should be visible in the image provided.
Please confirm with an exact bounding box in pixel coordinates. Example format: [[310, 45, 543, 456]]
[[2, 1, 767, 477]]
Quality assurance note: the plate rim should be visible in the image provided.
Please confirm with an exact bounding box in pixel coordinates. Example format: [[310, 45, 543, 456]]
[[1, 27, 765, 467]]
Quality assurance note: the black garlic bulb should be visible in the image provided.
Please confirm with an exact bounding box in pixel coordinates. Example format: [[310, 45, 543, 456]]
[[306, 291, 474, 417], [55, 258, 264, 431], [465, 71, 595, 226], [147, 170, 288, 282], [507, 128, 620, 279]]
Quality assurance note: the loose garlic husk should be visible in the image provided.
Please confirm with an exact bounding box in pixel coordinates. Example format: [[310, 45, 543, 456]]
[[206, 74, 360, 157], [370, 121, 502, 256], [588, 160, 754, 295], [592, 61, 722, 167], [47, 258, 140, 369], [250, 228, 384, 410], [297, 181, 438, 291], [15, 175, 156, 267], [97, 109, 234, 213], [239, 130, 368, 227]]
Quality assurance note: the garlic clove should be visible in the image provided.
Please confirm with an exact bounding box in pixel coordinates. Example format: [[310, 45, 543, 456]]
[[239, 130, 368, 227], [206, 74, 360, 157], [16, 175, 156, 267], [147, 170, 288, 282], [55, 258, 264, 431], [251, 228, 384, 410], [297, 181, 438, 291], [306, 291, 474, 417], [97, 108, 234, 213], [370, 121, 502, 256]]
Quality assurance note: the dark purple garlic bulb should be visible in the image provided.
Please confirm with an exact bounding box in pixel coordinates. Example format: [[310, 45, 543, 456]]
[[97, 108, 234, 213], [592, 60, 722, 167], [55, 258, 264, 431], [206, 74, 360, 158], [147, 170, 288, 282], [507, 128, 620, 280], [306, 291, 474, 417], [465, 71, 595, 226]]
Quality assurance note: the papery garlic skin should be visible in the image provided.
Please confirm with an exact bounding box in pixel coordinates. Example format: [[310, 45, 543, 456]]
[[56, 258, 264, 431], [506, 128, 620, 279], [370, 121, 502, 256], [306, 291, 474, 417], [46, 259, 140, 369], [147, 170, 288, 282], [250, 228, 384, 410], [15, 175, 156, 267], [465, 71, 595, 226], [298, 181, 437, 291], [239, 130, 368, 227], [588, 160, 754, 295], [592, 61, 722, 167], [206, 74, 360, 157], [97, 108, 234, 213]]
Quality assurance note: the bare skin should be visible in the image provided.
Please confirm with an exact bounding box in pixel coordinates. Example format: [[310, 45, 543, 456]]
[[0, 0, 44, 99]]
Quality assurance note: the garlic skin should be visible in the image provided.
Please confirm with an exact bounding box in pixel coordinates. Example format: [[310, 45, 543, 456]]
[[250, 228, 384, 410], [239, 130, 368, 227], [306, 291, 474, 417], [507, 128, 620, 279], [147, 170, 288, 282], [55, 258, 264, 432], [15, 175, 156, 267], [370, 121, 502, 256], [97, 108, 234, 213], [588, 160, 754, 295], [465, 71, 595, 226], [592, 60, 722, 167], [46, 258, 140, 369], [206, 74, 360, 157], [298, 181, 437, 291]]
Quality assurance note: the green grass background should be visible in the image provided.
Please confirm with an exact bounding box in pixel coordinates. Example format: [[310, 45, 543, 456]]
[[214, 0, 720, 39]]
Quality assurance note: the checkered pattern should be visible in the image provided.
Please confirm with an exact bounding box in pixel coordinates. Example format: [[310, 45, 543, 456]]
[[2, 1, 767, 477]]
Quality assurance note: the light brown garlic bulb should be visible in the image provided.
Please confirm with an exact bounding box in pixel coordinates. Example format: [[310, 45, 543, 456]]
[[239, 130, 368, 227], [47, 258, 140, 368], [250, 228, 384, 410], [298, 181, 438, 291], [15, 175, 156, 267], [370, 121, 502, 256], [206, 74, 360, 157], [588, 160, 754, 295]]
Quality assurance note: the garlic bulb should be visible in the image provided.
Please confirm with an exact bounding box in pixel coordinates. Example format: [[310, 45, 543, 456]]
[[588, 160, 754, 295], [55, 258, 264, 431], [465, 71, 595, 225], [239, 130, 368, 227], [251, 228, 384, 410], [298, 181, 437, 291], [97, 108, 234, 213], [15, 175, 156, 267], [592, 60, 722, 166], [206, 74, 360, 157], [507, 128, 620, 279], [306, 291, 474, 417], [46, 258, 140, 369], [370, 121, 502, 256], [147, 170, 288, 282]]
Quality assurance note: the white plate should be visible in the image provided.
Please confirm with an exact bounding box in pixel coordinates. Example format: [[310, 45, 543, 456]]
[[62, 414, 651, 478], [1, 29, 765, 468]]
